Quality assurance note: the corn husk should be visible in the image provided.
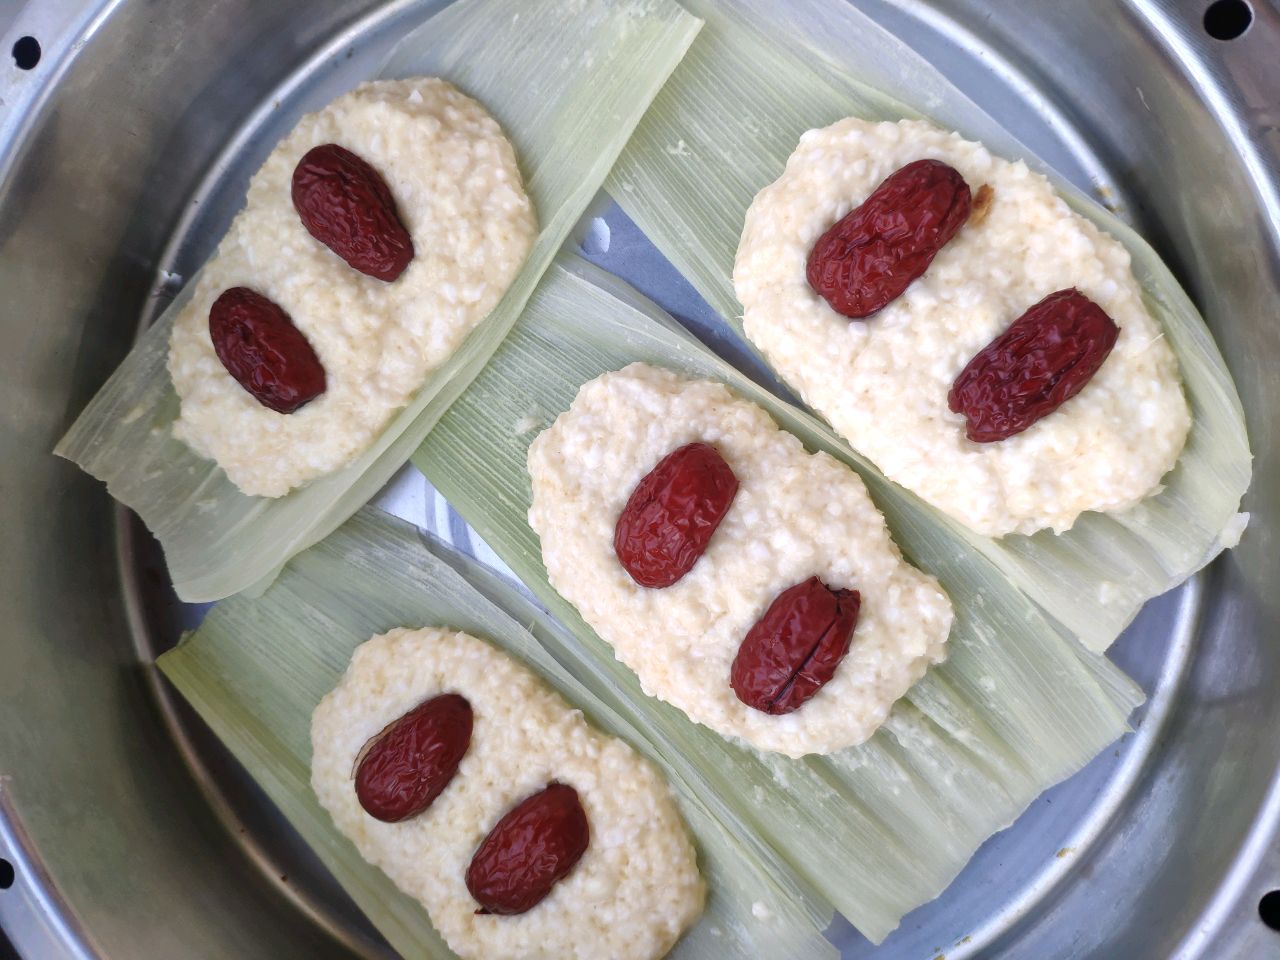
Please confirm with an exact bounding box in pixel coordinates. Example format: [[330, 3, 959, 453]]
[[605, 0, 1252, 651], [411, 256, 1143, 942], [55, 0, 702, 603], [158, 506, 836, 960]]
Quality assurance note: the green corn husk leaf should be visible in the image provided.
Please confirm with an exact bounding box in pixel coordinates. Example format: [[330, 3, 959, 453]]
[[158, 506, 836, 960], [411, 255, 1143, 943], [54, 0, 701, 603], [605, 0, 1252, 652]]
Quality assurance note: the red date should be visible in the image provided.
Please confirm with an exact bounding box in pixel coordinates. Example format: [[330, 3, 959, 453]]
[[354, 693, 473, 823], [466, 782, 590, 915], [291, 143, 414, 282], [208, 286, 326, 414], [948, 287, 1119, 443], [731, 577, 861, 715], [807, 159, 973, 319], [614, 442, 739, 588]]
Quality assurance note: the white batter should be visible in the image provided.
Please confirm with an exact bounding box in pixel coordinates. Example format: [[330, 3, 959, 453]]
[[169, 78, 536, 497], [734, 118, 1189, 537], [527, 364, 952, 757], [311, 627, 704, 960]]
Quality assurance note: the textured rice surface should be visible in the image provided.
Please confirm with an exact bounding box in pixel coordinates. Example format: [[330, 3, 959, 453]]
[[311, 626, 704, 960], [735, 118, 1189, 536], [169, 79, 535, 496], [528, 364, 952, 757]]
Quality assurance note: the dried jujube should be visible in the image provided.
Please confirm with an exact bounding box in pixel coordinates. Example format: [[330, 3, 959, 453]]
[[949, 287, 1120, 443], [354, 693, 473, 823], [466, 782, 590, 915], [614, 442, 739, 588], [731, 576, 861, 715], [807, 158, 973, 319]]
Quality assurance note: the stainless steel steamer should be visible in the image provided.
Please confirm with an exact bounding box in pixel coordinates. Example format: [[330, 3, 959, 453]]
[[1, 1, 1276, 957]]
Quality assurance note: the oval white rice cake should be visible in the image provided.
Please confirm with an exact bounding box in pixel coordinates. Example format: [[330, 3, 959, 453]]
[[527, 363, 952, 757], [311, 626, 704, 960], [734, 117, 1190, 537], [169, 78, 536, 497]]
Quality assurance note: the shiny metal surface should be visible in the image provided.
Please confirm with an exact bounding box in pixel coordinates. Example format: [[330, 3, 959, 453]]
[[0, 1, 1276, 958]]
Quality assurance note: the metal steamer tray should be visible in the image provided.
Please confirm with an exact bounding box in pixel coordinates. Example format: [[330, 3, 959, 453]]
[[1, 0, 1276, 957]]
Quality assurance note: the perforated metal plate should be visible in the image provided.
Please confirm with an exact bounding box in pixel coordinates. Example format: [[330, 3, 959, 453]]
[[1, 1, 1276, 957]]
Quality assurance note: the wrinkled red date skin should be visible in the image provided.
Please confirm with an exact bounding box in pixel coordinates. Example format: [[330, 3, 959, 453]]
[[208, 287, 327, 414], [354, 693, 473, 823], [291, 143, 415, 282], [948, 287, 1120, 443], [730, 577, 861, 716], [614, 442, 739, 589], [807, 159, 973, 319], [466, 782, 590, 915]]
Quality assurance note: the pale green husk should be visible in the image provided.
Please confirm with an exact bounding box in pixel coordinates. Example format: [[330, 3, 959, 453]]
[[55, 0, 701, 603], [158, 506, 836, 960], [411, 256, 1144, 943], [604, 0, 1252, 652]]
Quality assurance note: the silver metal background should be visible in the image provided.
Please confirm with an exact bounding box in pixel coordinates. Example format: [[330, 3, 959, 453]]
[[0, 1, 1276, 957]]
